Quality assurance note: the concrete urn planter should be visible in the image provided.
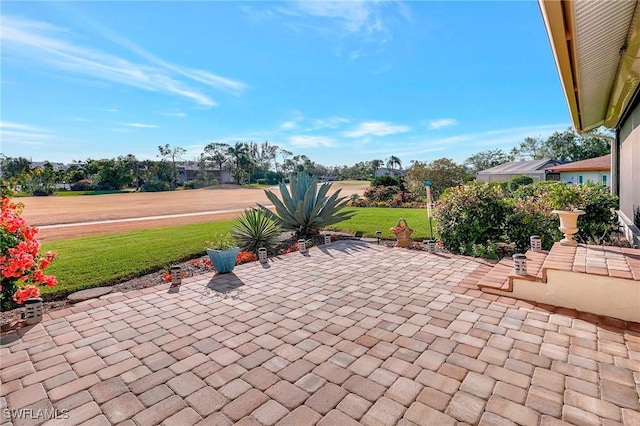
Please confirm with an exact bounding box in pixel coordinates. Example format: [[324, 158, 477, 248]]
[[552, 209, 585, 246]]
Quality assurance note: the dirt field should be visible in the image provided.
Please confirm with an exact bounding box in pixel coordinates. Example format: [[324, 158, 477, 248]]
[[22, 182, 369, 241]]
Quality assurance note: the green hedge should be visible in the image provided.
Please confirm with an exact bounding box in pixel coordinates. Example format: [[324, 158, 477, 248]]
[[436, 181, 619, 254]]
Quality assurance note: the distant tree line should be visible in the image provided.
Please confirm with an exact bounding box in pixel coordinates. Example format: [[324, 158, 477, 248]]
[[1, 128, 609, 197], [464, 127, 611, 173]]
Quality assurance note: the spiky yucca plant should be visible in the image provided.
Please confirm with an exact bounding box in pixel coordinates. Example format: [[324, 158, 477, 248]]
[[232, 208, 282, 254], [259, 173, 355, 236]]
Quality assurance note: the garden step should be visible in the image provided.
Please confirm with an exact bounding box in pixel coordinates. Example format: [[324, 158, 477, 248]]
[[622, 247, 640, 280], [476, 258, 514, 292], [68, 287, 114, 303], [478, 243, 640, 297], [523, 249, 548, 281], [477, 250, 548, 293], [539, 243, 576, 281]]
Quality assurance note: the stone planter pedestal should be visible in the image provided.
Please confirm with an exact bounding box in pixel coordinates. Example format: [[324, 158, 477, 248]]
[[552, 209, 585, 246]]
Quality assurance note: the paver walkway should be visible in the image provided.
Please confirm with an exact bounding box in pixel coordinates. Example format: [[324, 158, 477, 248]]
[[1, 241, 639, 425]]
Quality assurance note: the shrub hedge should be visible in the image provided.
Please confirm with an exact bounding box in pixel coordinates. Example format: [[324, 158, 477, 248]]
[[436, 181, 619, 255], [434, 182, 509, 255]]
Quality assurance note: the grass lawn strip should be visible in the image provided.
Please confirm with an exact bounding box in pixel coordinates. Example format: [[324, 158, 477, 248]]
[[41, 220, 234, 297], [326, 207, 437, 240]]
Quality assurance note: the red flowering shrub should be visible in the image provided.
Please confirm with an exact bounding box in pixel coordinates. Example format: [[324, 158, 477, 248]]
[[236, 251, 257, 265], [1, 192, 57, 311], [279, 244, 298, 255]]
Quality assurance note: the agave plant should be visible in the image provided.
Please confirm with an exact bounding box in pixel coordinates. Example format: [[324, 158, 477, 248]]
[[232, 208, 282, 254], [259, 172, 355, 236]]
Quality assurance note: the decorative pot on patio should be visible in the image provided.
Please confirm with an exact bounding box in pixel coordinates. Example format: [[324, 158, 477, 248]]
[[391, 218, 414, 248], [207, 247, 240, 274], [551, 209, 585, 246]]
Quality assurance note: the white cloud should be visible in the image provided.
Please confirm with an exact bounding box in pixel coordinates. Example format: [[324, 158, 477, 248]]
[[294, 2, 373, 33], [162, 112, 187, 118], [310, 116, 350, 130], [429, 118, 457, 130], [0, 121, 53, 146], [289, 135, 335, 148], [102, 108, 119, 113], [280, 110, 304, 130], [269, 1, 410, 47], [0, 121, 44, 132], [464, 124, 569, 148], [82, 16, 248, 96], [124, 123, 158, 128], [0, 16, 248, 107], [371, 123, 571, 159], [343, 121, 410, 138]]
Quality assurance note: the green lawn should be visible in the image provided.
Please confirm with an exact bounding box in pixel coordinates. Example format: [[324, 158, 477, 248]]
[[327, 207, 437, 240], [41, 220, 234, 298], [38, 207, 436, 298], [244, 183, 273, 188]]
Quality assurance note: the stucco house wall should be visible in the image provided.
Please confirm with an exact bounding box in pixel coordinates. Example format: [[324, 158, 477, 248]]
[[618, 100, 640, 233], [558, 171, 609, 186], [477, 172, 546, 182], [375, 168, 405, 178]]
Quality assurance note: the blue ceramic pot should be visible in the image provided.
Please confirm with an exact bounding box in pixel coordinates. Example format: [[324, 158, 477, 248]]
[[207, 247, 240, 274]]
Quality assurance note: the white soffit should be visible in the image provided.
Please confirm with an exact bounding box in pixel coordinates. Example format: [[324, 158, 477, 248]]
[[574, 1, 637, 130]]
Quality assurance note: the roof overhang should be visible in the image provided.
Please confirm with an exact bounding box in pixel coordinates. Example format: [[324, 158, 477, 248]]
[[539, 0, 640, 131]]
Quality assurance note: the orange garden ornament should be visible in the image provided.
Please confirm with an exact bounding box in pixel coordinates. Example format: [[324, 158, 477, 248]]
[[391, 218, 414, 248]]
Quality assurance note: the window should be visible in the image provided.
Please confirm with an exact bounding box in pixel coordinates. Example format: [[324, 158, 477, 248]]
[[578, 175, 583, 184], [602, 175, 607, 184]]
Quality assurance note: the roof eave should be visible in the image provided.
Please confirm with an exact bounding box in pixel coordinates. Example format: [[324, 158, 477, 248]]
[[539, 0, 583, 130]]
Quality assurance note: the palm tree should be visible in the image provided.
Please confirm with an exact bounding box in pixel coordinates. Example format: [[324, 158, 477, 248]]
[[277, 148, 293, 174], [227, 142, 252, 184], [386, 156, 402, 170], [203, 143, 230, 170], [260, 141, 278, 171], [158, 144, 186, 189], [371, 159, 384, 171]]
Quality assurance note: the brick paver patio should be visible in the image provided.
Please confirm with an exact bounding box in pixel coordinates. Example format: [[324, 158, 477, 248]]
[[1, 241, 639, 425]]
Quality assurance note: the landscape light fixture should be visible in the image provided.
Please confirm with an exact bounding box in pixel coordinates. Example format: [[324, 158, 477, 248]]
[[23, 298, 43, 325], [170, 266, 183, 287], [258, 248, 268, 264], [376, 231, 382, 245]]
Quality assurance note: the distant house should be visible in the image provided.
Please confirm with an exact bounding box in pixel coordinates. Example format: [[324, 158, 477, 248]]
[[375, 167, 405, 178], [31, 161, 69, 171], [175, 162, 231, 185], [546, 154, 611, 187], [476, 159, 564, 182]]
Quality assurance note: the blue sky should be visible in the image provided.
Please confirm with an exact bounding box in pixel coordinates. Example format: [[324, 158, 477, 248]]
[[1, 1, 571, 167]]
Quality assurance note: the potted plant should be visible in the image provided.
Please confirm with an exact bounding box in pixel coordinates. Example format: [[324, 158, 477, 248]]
[[206, 234, 240, 274], [548, 184, 585, 246]]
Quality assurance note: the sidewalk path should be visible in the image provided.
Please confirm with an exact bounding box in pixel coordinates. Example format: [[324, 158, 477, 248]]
[[38, 206, 275, 229]]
